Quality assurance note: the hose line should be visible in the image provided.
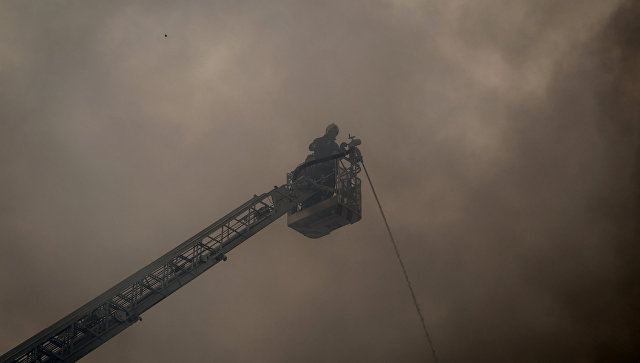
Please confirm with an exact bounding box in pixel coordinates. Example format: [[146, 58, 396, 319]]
[[361, 160, 439, 363]]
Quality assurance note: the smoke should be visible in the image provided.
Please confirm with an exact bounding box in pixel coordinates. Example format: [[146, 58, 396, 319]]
[[1, 1, 638, 362]]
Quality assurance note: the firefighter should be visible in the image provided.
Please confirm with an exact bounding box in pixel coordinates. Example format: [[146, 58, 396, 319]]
[[309, 123, 341, 158], [305, 123, 341, 204]]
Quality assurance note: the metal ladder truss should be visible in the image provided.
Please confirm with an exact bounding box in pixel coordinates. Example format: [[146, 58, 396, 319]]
[[2, 184, 313, 363]]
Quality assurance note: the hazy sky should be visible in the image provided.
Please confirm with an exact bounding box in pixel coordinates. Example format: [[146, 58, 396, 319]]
[[1, 1, 638, 362]]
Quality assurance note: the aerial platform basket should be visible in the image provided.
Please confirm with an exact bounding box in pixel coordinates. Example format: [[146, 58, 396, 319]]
[[287, 196, 361, 238], [287, 146, 362, 238]]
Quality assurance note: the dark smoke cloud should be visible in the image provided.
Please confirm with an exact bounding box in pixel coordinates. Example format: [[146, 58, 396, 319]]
[[1, 1, 638, 362]]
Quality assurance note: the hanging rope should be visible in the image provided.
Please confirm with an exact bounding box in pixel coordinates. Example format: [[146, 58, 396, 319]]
[[361, 160, 439, 363]]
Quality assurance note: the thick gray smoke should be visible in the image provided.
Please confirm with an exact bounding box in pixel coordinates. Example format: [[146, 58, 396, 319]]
[[1, 1, 638, 362]]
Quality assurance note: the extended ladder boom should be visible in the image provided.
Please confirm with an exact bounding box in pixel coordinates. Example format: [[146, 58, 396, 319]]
[[2, 184, 314, 363]]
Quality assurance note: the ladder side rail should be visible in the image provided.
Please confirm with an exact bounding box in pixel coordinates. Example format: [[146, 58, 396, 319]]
[[4, 192, 270, 362], [2, 185, 314, 363]]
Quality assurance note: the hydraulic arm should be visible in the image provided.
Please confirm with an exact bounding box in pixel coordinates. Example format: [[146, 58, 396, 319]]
[[1, 184, 316, 362]]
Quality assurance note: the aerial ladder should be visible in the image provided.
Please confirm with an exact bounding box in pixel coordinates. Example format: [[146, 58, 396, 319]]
[[1, 138, 363, 362]]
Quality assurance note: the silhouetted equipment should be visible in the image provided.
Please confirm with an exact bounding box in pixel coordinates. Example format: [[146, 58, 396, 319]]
[[288, 135, 362, 238], [0, 133, 363, 363]]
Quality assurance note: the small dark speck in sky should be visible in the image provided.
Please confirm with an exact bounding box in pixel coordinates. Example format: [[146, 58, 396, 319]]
[[164, 34, 167, 37]]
